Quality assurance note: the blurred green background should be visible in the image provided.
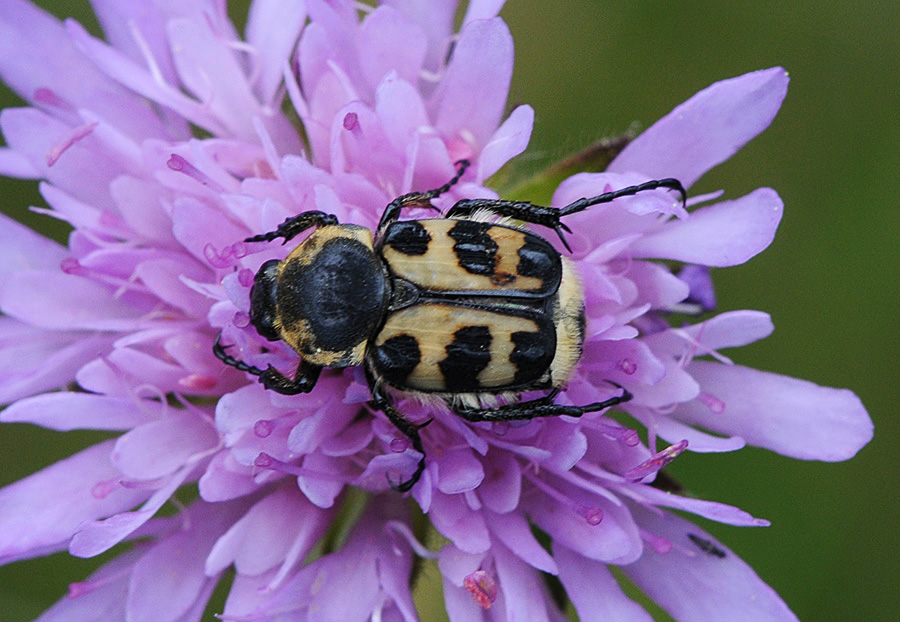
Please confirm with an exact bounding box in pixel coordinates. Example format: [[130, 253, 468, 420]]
[[0, 1, 897, 620]]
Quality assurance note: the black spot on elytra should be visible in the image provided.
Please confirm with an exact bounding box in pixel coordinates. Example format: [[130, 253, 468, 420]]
[[439, 325, 492, 391], [510, 329, 555, 386], [517, 236, 555, 279], [448, 220, 497, 276], [687, 533, 727, 559], [373, 334, 421, 386], [384, 221, 431, 256]]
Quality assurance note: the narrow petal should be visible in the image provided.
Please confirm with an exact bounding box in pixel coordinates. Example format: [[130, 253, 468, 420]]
[[1, 393, 155, 431], [0, 211, 67, 272], [677, 361, 872, 461], [245, 0, 307, 105], [0, 441, 148, 564], [111, 412, 218, 480], [432, 18, 513, 149], [485, 510, 557, 574], [493, 540, 553, 622], [358, 6, 426, 90], [478, 104, 534, 180], [555, 543, 653, 622], [631, 188, 783, 267], [610, 68, 789, 188], [622, 505, 799, 622]]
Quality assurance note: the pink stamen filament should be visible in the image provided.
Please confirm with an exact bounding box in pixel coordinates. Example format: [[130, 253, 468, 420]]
[[46, 122, 98, 166], [624, 439, 689, 481]]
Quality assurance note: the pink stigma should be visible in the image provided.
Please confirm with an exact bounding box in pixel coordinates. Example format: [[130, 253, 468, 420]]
[[464, 570, 498, 609], [45, 122, 98, 166], [166, 154, 224, 191], [577, 506, 604, 526], [390, 437, 410, 453], [343, 112, 359, 131], [625, 439, 689, 481]]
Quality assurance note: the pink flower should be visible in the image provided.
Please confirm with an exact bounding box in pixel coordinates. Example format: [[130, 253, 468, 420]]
[[0, 1, 871, 621]]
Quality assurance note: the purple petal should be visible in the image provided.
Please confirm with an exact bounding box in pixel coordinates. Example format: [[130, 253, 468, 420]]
[[0, 441, 148, 564], [677, 361, 873, 461], [126, 502, 240, 622], [610, 67, 789, 188], [69, 466, 191, 557], [493, 540, 555, 621], [205, 486, 330, 576], [198, 451, 259, 502], [0, 392, 155, 430], [622, 505, 799, 622], [525, 486, 641, 564], [34, 550, 141, 622], [111, 412, 218, 480], [485, 510, 557, 574], [432, 18, 513, 149], [554, 543, 653, 622], [245, 0, 307, 105], [0, 0, 171, 140], [478, 104, 534, 180], [430, 491, 491, 554], [477, 450, 521, 514], [0, 211, 67, 271], [358, 7, 426, 90], [637, 485, 769, 527], [298, 452, 347, 508], [632, 188, 783, 267], [435, 447, 485, 494], [384, 0, 456, 77]]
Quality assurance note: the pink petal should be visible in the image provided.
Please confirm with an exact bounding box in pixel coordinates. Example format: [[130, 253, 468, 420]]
[[477, 104, 533, 180], [69, 466, 191, 557], [610, 67, 789, 188], [430, 491, 491, 554], [245, 0, 307, 105], [632, 188, 783, 267], [677, 361, 872, 461], [622, 505, 799, 622], [485, 510, 557, 574], [205, 486, 330, 576], [554, 543, 653, 622], [0, 211, 67, 271], [358, 6, 426, 90], [477, 450, 521, 514], [435, 447, 485, 494], [432, 18, 513, 149], [198, 452, 259, 502], [493, 540, 555, 621], [112, 412, 218, 480], [0, 392, 155, 430], [0, 441, 148, 564]]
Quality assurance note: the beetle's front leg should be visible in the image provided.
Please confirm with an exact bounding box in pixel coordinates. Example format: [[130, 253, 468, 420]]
[[245, 211, 339, 244], [214, 335, 322, 395], [375, 159, 470, 236], [369, 384, 427, 492]]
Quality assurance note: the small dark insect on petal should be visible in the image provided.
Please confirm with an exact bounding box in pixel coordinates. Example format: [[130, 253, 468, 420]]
[[687, 533, 727, 559]]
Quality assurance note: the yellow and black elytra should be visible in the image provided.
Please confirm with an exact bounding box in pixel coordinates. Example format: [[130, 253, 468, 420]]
[[214, 160, 686, 491]]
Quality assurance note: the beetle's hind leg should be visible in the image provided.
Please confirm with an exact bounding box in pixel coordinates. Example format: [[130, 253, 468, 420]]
[[376, 159, 471, 234], [450, 385, 632, 422], [214, 334, 322, 394], [369, 384, 428, 492], [445, 178, 686, 252], [245, 211, 339, 244]]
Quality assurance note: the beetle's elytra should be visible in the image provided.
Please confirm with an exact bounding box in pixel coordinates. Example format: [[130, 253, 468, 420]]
[[215, 160, 686, 491]]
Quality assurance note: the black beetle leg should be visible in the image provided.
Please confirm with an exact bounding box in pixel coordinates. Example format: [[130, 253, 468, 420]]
[[376, 159, 470, 235], [445, 178, 686, 252], [213, 333, 322, 395], [245, 211, 339, 244], [369, 383, 428, 492], [450, 385, 632, 422]]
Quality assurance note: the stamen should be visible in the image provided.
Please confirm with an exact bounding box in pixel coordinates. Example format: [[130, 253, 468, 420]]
[[491, 421, 510, 436], [67, 563, 131, 598], [390, 437, 410, 453], [33, 87, 71, 111], [204, 242, 242, 268], [178, 374, 217, 391], [464, 570, 498, 609], [624, 440, 689, 481], [385, 520, 437, 559], [526, 472, 605, 526], [253, 452, 348, 483], [254, 419, 274, 438], [238, 269, 255, 288], [616, 358, 637, 375], [167, 154, 225, 192], [46, 122, 98, 166], [342, 112, 359, 131]]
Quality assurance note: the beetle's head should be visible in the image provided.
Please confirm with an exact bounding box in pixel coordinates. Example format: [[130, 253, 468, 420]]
[[251, 224, 388, 368]]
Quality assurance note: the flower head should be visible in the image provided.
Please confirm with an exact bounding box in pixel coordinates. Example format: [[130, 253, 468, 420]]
[[0, 1, 872, 621]]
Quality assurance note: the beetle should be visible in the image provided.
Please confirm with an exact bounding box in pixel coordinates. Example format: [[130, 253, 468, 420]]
[[214, 160, 685, 491]]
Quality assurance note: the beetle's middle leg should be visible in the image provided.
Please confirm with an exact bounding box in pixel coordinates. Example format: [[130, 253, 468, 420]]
[[449, 385, 632, 422], [368, 384, 428, 492]]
